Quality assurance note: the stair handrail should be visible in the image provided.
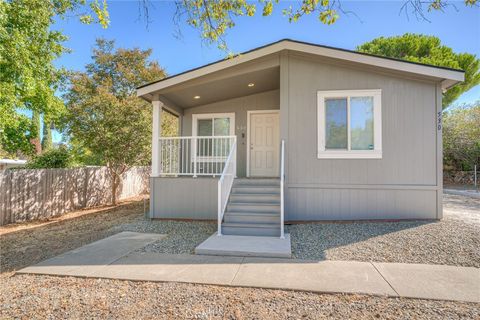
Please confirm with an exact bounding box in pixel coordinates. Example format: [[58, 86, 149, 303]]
[[280, 140, 285, 239], [217, 137, 237, 236]]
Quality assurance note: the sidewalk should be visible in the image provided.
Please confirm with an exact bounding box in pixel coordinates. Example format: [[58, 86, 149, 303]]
[[17, 232, 480, 303]]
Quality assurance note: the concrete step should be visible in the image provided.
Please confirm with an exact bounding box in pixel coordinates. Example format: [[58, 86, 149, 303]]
[[224, 212, 280, 224], [195, 233, 292, 258], [229, 193, 280, 203], [227, 202, 280, 213], [233, 179, 280, 187], [221, 222, 280, 237], [231, 186, 280, 195]]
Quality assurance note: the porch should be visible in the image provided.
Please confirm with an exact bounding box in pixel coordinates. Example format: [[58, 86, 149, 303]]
[[143, 60, 287, 251]]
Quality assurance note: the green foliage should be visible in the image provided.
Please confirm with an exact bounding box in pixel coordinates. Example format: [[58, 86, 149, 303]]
[[42, 121, 53, 152], [0, 113, 35, 158], [26, 147, 72, 169], [357, 33, 480, 108], [63, 39, 166, 204], [172, 0, 477, 52], [443, 102, 480, 171], [0, 0, 109, 156]]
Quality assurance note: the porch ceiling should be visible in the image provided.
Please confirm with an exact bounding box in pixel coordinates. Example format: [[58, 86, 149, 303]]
[[160, 66, 279, 109]]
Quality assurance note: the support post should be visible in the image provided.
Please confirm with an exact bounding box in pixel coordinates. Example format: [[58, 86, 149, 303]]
[[151, 98, 163, 177]]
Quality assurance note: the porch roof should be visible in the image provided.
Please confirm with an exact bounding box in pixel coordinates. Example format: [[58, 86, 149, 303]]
[[137, 39, 465, 107]]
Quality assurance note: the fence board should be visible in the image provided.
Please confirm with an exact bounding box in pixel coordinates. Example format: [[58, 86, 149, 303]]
[[0, 166, 150, 226]]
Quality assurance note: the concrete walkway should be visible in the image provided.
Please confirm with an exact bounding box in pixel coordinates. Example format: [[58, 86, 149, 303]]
[[444, 188, 480, 199], [17, 232, 480, 303]]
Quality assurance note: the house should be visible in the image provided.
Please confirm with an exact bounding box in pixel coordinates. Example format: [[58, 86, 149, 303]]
[[137, 39, 464, 239]]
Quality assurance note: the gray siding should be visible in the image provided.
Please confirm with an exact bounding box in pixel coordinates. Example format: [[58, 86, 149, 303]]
[[182, 89, 280, 177], [150, 177, 217, 219], [281, 54, 441, 220]]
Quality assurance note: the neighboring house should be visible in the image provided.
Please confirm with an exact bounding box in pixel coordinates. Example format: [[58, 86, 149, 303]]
[[137, 39, 464, 238], [0, 159, 27, 170]]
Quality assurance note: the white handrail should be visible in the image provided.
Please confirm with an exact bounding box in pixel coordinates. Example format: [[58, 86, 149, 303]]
[[217, 138, 237, 236], [280, 140, 285, 239]]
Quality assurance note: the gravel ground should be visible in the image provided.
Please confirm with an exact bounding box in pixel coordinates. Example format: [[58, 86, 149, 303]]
[[289, 193, 480, 267], [1, 194, 479, 319], [1, 274, 479, 319], [112, 219, 216, 254]]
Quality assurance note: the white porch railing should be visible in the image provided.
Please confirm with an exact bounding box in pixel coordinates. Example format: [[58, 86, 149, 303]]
[[280, 140, 285, 239], [217, 138, 237, 236], [158, 136, 236, 176]]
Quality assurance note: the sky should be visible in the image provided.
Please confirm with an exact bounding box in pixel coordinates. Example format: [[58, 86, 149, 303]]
[[46, 0, 479, 142]]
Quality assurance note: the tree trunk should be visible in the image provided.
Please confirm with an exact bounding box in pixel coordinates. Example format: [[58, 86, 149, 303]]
[[111, 173, 118, 205]]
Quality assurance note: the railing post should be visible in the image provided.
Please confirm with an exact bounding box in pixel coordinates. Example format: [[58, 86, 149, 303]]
[[193, 136, 197, 178], [280, 140, 285, 239], [233, 136, 237, 178], [217, 179, 222, 236]]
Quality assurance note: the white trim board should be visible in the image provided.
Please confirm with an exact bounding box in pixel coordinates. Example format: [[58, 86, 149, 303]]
[[192, 113, 236, 137], [246, 110, 280, 177]]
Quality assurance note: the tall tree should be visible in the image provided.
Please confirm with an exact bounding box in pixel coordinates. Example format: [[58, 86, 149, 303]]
[[64, 39, 166, 204], [0, 0, 109, 155], [42, 121, 54, 152], [357, 33, 480, 108], [30, 111, 42, 155]]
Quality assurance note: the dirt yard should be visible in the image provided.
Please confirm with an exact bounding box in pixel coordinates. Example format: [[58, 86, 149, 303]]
[[1, 194, 479, 319]]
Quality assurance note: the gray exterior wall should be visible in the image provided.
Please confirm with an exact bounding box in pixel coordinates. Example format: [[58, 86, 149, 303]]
[[280, 53, 442, 220], [181, 89, 280, 177], [150, 177, 218, 219]]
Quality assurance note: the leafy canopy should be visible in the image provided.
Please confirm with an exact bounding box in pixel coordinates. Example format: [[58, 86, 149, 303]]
[[357, 33, 480, 108], [0, 0, 109, 157], [0, 0, 109, 126], [443, 102, 480, 170], [63, 39, 167, 203], [171, 0, 477, 52]]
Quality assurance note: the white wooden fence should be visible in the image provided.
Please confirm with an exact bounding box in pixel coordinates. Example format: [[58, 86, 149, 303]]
[[0, 166, 150, 226]]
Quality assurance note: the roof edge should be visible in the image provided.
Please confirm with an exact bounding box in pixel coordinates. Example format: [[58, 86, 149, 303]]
[[137, 39, 465, 95]]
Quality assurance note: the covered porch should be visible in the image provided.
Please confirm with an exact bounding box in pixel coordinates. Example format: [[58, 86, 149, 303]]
[[138, 55, 286, 244]]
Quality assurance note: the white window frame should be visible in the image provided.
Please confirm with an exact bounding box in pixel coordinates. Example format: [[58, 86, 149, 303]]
[[192, 113, 235, 137], [317, 89, 382, 159], [192, 113, 236, 162]]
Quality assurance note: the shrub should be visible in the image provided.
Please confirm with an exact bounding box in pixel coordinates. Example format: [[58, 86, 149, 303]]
[[26, 147, 72, 169]]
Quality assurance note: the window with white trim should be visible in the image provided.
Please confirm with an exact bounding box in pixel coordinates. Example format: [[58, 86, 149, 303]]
[[192, 113, 235, 159], [317, 89, 382, 159]]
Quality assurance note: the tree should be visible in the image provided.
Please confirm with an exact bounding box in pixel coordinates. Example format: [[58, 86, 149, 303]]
[[443, 102, 480, 171], [169, 0, 478, 52], [30, 111, 42, 155], [63, 39, 167, 204], [0, 0, 109, 155], [357, 33, 480, 108], [42, 121, 54, 152]]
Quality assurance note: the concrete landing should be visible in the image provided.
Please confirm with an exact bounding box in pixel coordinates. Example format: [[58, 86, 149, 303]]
[[17, 232, 480, 303], [195, 233, 292, 258]]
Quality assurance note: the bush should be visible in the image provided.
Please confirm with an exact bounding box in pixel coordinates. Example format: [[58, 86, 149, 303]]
[[443, 101, 480, 171], [26, 147, 72, 169]]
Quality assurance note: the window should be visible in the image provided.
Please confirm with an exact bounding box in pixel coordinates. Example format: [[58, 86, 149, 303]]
[[317, 90, 382, 159], [192, 113, 235, 159]]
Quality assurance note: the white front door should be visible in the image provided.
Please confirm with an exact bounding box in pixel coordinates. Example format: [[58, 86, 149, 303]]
[[249, 111, 280, 177]]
